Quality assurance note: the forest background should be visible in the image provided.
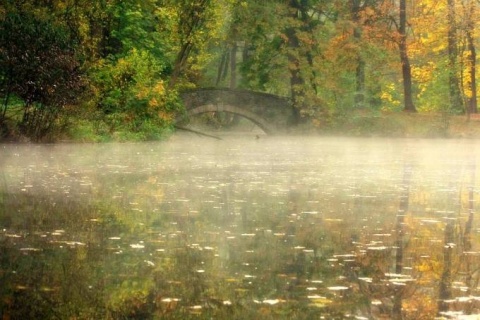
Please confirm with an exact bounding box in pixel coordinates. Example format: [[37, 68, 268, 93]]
[[1, 0, 480, 142]]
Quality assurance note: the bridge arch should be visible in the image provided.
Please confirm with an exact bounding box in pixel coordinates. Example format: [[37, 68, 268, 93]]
[[185, 103, 276, 134], [178, 88, 295, 134]]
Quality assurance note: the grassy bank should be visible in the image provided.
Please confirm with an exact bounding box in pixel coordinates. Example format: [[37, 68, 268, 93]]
[[320, 111, 480, 139], [67, 112, 480, 141], [4, 111, 480, 143]]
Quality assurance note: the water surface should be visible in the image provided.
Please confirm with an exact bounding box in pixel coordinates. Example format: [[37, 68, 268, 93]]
[[1, 136, 479, 319]]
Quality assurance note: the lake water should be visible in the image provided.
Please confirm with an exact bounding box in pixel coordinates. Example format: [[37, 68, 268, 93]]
[[1, 135, 480, 319]]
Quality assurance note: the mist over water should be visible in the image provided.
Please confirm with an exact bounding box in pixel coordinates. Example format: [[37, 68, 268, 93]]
[[1, 135, 480, 319]]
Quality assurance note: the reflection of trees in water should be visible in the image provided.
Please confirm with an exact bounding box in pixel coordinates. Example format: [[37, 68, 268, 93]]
[[393, 164, 411, 319], [2, 156, 480, 318]]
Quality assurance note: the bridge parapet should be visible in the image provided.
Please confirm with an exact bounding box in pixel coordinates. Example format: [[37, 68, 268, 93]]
[[179, 88, 294, 134]]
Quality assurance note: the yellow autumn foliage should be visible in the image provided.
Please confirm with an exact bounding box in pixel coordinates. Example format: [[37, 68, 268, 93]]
[[380, 83, 401, 110]]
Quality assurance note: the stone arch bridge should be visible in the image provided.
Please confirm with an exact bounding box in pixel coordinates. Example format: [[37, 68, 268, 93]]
[[178, 88, 295, 134]]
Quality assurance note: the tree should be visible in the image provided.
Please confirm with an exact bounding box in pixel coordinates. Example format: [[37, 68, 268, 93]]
[[398, 0, 417, 112], [284, 0, 307, 122], [351, 0, 366, 108], [447, 0, 464, 112], [281, 0, 333, 122], [0, 10, 84, 141], [345, 0, 393, 110], [227, 0, 288, 93], [165, 0, 222, 89], [461, 0, 478, 115]]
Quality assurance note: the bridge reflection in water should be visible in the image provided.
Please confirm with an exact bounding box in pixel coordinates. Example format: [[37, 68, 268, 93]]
[[179, 88, 295, 134]]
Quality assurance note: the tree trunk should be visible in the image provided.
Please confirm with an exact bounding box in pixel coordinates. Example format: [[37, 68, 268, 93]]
[[168, 0, 210, 89], [399, 0, 416, 112], [285, 0, 321, 123], [230, 43, 237, 89], [466, 31, 477, 114], [228, 42, 240, 126], [351, 0, 365, 108], [355, 55, 366, 108], [169, 41, 193, 88], [216, 51, 228, 86], [285, 20, 305, 123], [447, 0, 464, 112], [1, 90, 10, 121]]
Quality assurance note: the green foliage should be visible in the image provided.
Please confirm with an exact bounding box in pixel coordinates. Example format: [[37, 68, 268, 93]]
[[230, 1, 289, 93], [87, 48, 178, 140], [1, 0, 479, 140], [0, 9, 85, 141], [416, 59, 453, 114], [0, 0, 194, 142]]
